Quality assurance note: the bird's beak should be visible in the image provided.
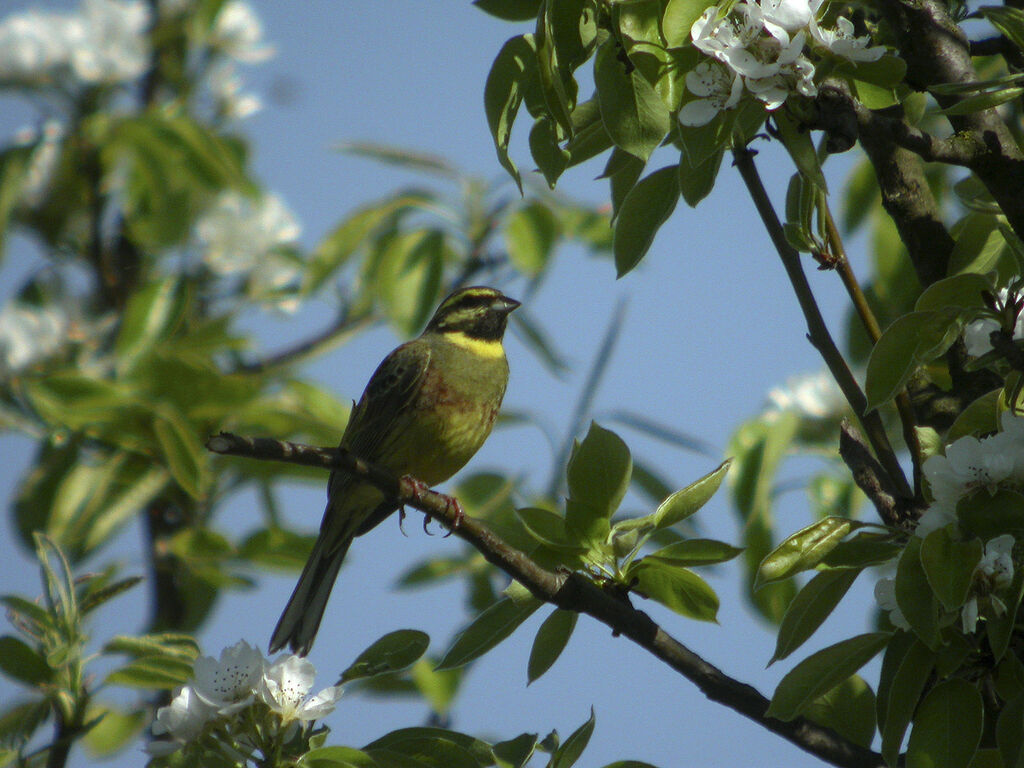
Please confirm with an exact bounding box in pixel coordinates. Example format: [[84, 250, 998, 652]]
[[494, 295, 521, 314]]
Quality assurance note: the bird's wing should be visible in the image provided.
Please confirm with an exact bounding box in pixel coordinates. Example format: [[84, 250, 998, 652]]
[[342, 339, 433, 465]]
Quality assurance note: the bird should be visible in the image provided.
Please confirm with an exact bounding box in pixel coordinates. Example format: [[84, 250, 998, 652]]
[[269, 285, 520, 656]]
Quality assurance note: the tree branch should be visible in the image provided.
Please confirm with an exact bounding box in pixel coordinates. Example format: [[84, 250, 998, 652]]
[[730, 145, 914, 503], [207, 432, 885, 768], [879, 0, 1024, 240]]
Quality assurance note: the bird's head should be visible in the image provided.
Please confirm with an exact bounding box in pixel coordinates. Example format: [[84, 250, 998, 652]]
[[424, 286, 520, 341]]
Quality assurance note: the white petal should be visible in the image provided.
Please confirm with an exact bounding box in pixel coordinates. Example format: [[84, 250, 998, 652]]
[[678, 98, 721, 127]]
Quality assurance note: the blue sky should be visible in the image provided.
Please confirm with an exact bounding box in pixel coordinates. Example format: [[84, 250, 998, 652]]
[[0, 2, 883, 766]]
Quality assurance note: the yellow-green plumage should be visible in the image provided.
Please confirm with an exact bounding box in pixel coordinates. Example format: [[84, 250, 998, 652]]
[[269, 286, 518, 656]]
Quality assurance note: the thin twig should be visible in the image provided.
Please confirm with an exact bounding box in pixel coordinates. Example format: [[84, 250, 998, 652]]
[[207, 432, 885, 768], [821, 204, 923, 498], [730, 145, 913, 503]]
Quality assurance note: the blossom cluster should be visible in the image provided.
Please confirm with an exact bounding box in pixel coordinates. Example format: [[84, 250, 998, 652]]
[[874, 412, 1023, 634], [680, 0, 885, 126], [195, 191, 304, 312], [150, 640, 342, 757], [0, 0, 268, 114]]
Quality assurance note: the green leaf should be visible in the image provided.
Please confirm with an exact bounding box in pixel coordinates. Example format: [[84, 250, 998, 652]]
[[566, 422, 632, 522], [834, 55, 907, 88], [920, 528, 982, 612], [492, 733, 539, 768], [957, 489, 1024, 541], [772, 109, 827, 192], [0, 145, 31, 260], [527, 609, 577, 684], [978, 6, 1024, 50], [771, 569, 860, 664], [83, 706, 146, 757], [300, 746, 377, 768], [804, 675, 877, 748], [880, 637, 936, 765], [604, 148, 646, 220], [365, 728, 491, 768], [755, 517, 861, 588], [914, 273, 992, 312], [410, 658, 462, 716], [105, 656, 194, 689], [594, 39, 671, 162], [153, 413, 205, 499], [996, 693, 1024, 768], [551, 709, 595, 768], [484, 35, 539, 192], [619, 458, 732, 532], [643, 538, 744, 567], [767, 633, 891, 721], [340, 630, 431, 684], [663, 0, 711, 47], [613, 165, 679, 277], [947, 388, 1003, 444], [948, 214, 1007, 276], [865, 310, 963, 412], [820, 533, 903, 569], [895, 537, 941, 649], [941, 87, 1024, 115], [505, 201, 559, 276], [529, 117, 571, 188], [0, 637, 51, 686], [436, 596, 541, 670], [473, 0, 542, 21], [628, 560, 719, 621], [987, 567, 1024, 663], [678, 147, 723, 208], [102, 632, 198, 661], [907, 679, 983, 768]]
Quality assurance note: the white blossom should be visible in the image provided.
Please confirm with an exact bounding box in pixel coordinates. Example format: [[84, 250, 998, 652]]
[[765, 369, 846, 419], [196, 191, 301, 277], [0, 300, 68, 373], [71, 0, 151, 84], [211, 1, 274, 63], [679, 60, 744, 126], [259, 655, 343, 722], [208, 62, 262, 120], [874, 578, 910, 630], [191, 640, 264, 714], [809, 14, 885, 62], [760, 0, 813, 36], [150, 685, 213, 752], [963, 534, 1015, 632], [963, 286, 1024, 357], [0, 0, 149, 86], [913, 504, 957, 539]]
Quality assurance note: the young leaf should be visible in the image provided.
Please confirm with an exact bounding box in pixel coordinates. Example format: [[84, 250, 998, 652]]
[[755, 517, 861, 588], [105, 656, 195, 689], [492, 733, 539, 768], [527, 609, 578, 684], [771, 569, 860, 664], [766, 633, 891, 722], [643, 538, 743, 567], [914, 273, 991, 312], [906, 679, 983, 768], [551, 709, 596, 768], [956, 489, 1024, 541], [628, 560, 719, 621], [339, 629, 430, 684], [613, 165, 680, 277], [648, 458, 732, 531], [0, 636, 52, 686], [436, 597, 541, 670], [566, 422, 632, 520]]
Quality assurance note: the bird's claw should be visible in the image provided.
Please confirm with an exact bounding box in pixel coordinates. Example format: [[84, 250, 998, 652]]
[[399, 474, 464, 536]]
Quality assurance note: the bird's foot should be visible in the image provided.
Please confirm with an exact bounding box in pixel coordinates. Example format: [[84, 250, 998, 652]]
[[397, 507, 408, 537], [399, 474, 464, 536]]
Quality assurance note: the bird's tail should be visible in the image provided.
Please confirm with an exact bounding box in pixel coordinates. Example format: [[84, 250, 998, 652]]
[[268, 531, 352, 656]]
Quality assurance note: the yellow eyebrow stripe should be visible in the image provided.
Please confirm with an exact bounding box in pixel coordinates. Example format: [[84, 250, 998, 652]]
[[443, 331, 506, 358]]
